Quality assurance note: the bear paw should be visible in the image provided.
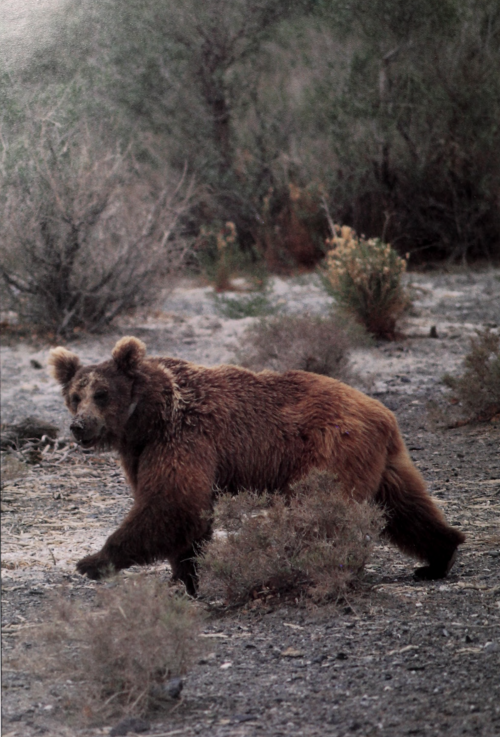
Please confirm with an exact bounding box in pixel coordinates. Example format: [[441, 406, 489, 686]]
[[76, 553, 115, 580], [414, 549, 458, 581]]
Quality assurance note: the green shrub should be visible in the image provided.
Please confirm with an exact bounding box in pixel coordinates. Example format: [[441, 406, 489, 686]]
[[323, 225, 410, 339], [213, 290, 277, 319]]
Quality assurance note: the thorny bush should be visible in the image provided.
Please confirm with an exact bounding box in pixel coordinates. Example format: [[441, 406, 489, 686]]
[[0, 120, 193, 338], [443, 329, 500, 422], [324, 225, 410, 339], [236, 313, 364, 380], [24, 575, 203, 721], [199, 469, 383, 606]]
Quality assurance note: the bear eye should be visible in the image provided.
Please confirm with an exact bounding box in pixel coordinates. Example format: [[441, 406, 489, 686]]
[[71, 393, 80, 406], [94, 389, 109, 404]]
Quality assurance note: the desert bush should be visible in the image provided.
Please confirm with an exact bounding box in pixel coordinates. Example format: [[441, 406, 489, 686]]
[[28, 575, 203, 721], [323, 224, 410, 339], [443, 329, 500, 422], [236, 313, 364, 379], [0, 454, 29, 487], [199, 469, 383, 605], [0, 118, 193, 338]]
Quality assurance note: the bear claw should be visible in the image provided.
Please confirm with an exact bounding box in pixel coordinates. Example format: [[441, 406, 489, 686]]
[[76, 554, 113, 580]]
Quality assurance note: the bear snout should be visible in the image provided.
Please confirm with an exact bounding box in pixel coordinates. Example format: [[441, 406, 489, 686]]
[[70, 416, 104, 447]]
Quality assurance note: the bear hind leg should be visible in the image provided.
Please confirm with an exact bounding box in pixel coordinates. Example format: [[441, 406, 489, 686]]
[[375, 456, 465, 579], [169, 526, 213, 596]]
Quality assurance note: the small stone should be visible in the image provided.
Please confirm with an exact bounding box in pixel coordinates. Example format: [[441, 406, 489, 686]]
[[232, 714, 256, 724], [109, 716, 150, 736], [429, 325, 439, 338], [312, 654, 327, 664], [149, 677, 183, 703], [164, 676, 183, 699], [484, 641, 499, 653], [281, 647, 305, 658]]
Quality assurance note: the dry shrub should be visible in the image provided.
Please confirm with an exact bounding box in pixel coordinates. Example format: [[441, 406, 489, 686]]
[[0, 453, 29, 486], [29, 575, 203, 721], [443, 329, 500, 422], [0, 120, 193, 338], [236, 313, 365, 380], [199, 470, 383, 605], [323, 224, 410, 339]]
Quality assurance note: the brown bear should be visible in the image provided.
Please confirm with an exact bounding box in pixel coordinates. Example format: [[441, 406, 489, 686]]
[[49, 336, 465, 594]]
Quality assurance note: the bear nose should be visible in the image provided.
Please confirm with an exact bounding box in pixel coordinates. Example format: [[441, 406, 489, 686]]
[[70, 418, 85, 440]]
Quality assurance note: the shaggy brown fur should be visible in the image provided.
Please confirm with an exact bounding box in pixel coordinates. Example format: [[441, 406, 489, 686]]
[[49, 336, 465, 594]]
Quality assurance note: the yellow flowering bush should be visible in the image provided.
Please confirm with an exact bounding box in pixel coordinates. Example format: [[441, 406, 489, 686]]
[[324, 225, 410, 339]]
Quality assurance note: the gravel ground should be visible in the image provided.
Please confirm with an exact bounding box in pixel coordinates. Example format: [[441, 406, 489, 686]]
[[1, 268, 500, 737]]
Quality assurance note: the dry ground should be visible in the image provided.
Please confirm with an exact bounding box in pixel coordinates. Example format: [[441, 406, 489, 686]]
[[1, 269, 500, 737]]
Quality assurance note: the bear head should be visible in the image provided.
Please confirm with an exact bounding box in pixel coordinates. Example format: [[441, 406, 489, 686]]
[[49, 337, 149, 449]]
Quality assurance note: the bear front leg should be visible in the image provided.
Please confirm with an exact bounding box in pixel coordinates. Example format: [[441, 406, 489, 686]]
[[76, 552, 117, 580], [76, 498, 211, 582], [76, 505, 155, 580]]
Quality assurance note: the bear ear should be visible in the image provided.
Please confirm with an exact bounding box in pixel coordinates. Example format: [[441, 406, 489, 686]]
[[112, 336, 147, 374], [48, 347, 81, 386]]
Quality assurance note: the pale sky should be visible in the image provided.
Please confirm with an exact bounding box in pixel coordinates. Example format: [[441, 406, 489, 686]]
[[1, 0, 70, 68]]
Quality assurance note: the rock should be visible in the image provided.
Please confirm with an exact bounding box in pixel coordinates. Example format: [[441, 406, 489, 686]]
[[281, 647, 305, 658], [109, 716, 150, 736], [149, 677, 183, 703], [484, 641, 499, 653]]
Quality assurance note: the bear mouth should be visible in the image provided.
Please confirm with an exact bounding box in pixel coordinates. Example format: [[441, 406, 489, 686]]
[[80, 438, 97, 448], [73, 430, 106, 449]]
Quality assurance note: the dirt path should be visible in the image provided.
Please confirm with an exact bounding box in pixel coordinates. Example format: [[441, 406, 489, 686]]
[[1, 269, 500, 736]]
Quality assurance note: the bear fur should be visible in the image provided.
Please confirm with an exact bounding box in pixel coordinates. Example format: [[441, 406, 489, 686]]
[[49, 336, 465, 594]]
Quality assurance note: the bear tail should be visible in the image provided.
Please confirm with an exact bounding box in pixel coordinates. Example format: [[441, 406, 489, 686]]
[[375, 450, 466, 579]]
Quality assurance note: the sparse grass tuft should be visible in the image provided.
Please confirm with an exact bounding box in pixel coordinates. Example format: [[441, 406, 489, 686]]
[[213, 289, 277, 319], [443, 329, 500, 422], [26, 575, 203, 722], [323, 225, 410, 339], [0, 453, 29, 486], [199, 470, 383, 606], [236, 313, 365, 380]]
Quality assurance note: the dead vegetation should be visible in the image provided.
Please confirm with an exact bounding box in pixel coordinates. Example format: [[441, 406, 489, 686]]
[[443, 329, 500, 423], [0, 120, 194, 338], [236, 313, 365, 380], [199, 470, 383, 606], [19, 575, 203, 722]]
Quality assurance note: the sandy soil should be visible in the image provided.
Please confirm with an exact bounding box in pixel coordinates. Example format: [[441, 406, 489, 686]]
[[1, 269, 500, 737]]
